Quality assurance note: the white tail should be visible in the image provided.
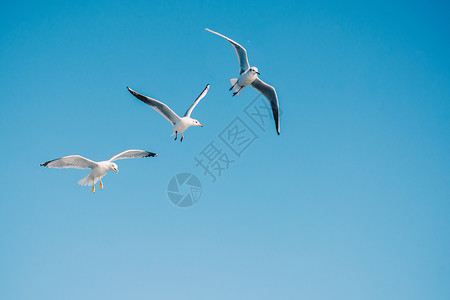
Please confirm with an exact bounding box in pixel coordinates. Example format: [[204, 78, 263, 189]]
[[230, 78, 242, 94], [78, 173, 98, 186]]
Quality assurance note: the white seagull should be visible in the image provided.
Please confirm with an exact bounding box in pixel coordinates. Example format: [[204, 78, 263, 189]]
[[41, 149, 158, 192], [205, 28, 280, 135], [127, 84, 209, 142]]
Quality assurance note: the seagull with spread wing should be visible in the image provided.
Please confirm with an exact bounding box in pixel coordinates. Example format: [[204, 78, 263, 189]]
[[41, 150, 158, 192], [205, 28, 280, 135], [127, 84, 209, 142]]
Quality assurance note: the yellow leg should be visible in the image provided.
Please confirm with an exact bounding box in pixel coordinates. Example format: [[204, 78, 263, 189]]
[[100, 179, 103, 190], [92, 178, 95, 193]]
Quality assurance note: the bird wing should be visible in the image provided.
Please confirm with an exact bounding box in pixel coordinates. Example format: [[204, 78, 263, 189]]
[[41, 155, 98, 169], [184, 84, 210, 117], [205, 28, 250, 74], [109, 149, 158, 162], [127, 87, 181, 125], [251, 78, 280, 135]]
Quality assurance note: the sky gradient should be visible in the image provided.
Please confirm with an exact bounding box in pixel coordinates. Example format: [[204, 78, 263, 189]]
[[1, 1, 450, 299]]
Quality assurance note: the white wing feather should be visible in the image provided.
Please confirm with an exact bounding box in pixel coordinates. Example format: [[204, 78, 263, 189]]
[[109, 149, 158, 162], [205, 28, 250, 74], [127, 87, 181, 125], [41, 155, 98, 169], [251, 78, 280, 135], [184, 84, 210, 117]]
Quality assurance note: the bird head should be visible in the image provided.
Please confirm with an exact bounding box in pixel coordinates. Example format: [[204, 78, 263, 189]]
[[191, 119, 203, 127], [250, 67, 260, 75], [111, 162, 119, 173]]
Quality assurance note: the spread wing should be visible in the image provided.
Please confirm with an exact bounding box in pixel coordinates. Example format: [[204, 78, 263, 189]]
[[41, 155, 98, 169], [109, 149, 158, 162], [251, 78, 280, 135], [184, 84, 210, 117], [127, 87, 181, 125], [205, 28, 250, 74]]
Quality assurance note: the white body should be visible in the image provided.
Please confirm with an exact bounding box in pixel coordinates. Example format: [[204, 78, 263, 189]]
[[231, 68, 259, 95], [172, 117, 198, 135], [238, 68, 259, 88], [78, 161, 116, 186]]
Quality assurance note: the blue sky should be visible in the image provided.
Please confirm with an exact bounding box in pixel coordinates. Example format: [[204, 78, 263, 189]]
[[1, 0, 450, 299]]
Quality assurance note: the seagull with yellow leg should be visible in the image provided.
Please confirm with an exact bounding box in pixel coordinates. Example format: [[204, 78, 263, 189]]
[[41, 149, 157, 192]]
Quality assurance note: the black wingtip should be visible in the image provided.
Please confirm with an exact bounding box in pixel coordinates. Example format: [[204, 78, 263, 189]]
[[40, 161, 49, 167], [146, 152, 158, 157], [127, 87, 138, 97]]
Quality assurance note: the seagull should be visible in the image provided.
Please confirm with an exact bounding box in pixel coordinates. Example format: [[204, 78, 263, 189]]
[[41, 150, 158, 192], [127, 84, 209, 142], [205, 28, 280, 135]]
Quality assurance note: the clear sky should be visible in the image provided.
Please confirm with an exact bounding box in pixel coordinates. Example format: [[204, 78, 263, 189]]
[[1, 0, 450, 299]]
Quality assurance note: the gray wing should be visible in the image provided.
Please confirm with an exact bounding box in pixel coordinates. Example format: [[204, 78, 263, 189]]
[[109, 149, 158, 162], [41, 155, 98, 169], [184, 84, 210, 117], [127, 87, 180, 125], [205, 28, 250, 74], [251, 78, 280, 135]]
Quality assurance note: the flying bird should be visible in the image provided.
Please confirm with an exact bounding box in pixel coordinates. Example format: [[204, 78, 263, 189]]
[[127, 84, 209, 142], [41, 150, 158, 192], [205, 28, 280, 135]]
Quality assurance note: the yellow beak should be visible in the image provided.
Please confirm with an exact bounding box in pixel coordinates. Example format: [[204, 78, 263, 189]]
[[114, 168, 118, 173]]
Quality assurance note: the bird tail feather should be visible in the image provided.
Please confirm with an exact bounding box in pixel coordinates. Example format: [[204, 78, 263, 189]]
[[230, 78, 242, 94], [78, 173, 98, 186]]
